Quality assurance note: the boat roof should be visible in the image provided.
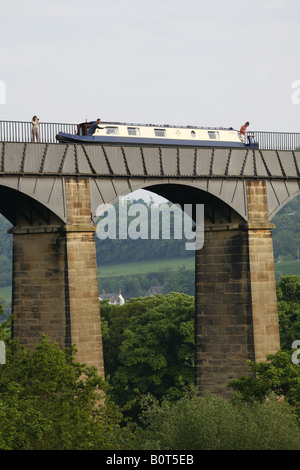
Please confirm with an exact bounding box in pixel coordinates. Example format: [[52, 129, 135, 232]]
[[81, 121, 236, 131]]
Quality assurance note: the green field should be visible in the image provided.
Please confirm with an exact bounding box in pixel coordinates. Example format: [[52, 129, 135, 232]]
[[98, 256, 195, 278], [98, 258, 300, 280], [274, 260, 300, 279]]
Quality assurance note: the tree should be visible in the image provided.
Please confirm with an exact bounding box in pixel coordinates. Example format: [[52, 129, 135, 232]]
[[0, 334, 135, 450], [276, 275, 300, 351], [137, 391, 300, 450], [228, 350, 300, 418], [162, 269, 194, 295], [101, 293, 195, 414], [0, 255, 12, 288]]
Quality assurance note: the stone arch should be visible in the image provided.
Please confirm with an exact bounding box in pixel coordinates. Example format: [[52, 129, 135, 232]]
[[266, 180, 300, 220], [268, 189, 300, 220], [90, 179, 248, 226], [0, 177, 67, 226], [0, 183, 64, 227], [142, 182, 246, 226]]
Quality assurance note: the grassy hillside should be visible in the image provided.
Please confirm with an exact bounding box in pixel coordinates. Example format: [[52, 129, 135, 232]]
[[98, 258, 300, 281], [98, 256, 194, 278], [274, 260, 300, 280]]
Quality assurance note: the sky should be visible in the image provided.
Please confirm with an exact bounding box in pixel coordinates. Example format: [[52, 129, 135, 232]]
[[0, 0, 300, 133]]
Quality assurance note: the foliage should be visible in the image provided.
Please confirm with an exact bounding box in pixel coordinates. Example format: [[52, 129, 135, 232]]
[[99, 267, 195, 300], [100, 271, 162, 300], [0, 334, 136, 450], [162, 268, 194, 296], [0, 215, 12, 291], [0, 303, 4, 328], [0, 297, 8, 311], [0, 215, 12, 260], [276, 275, 300, 351], [1, 278, 300, 449], [101, 293, 195, 415], [228, 351, 300, 418], [137, 391, 300, 450], [0, 255, 12, 288]]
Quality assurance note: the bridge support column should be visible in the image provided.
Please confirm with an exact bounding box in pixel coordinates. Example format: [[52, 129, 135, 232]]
[[11, 178, 104, 377], [195, 180, 280, 398]]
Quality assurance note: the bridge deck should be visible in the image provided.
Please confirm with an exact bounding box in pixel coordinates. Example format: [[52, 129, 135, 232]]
[[1, 141, 300, 180]]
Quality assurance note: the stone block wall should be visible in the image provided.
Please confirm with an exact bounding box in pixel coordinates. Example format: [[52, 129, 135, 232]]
[[11, 178, 104, 377], [246, 181, 280, 363], [12, 227, 67, 348], [195, 180, 280, 397], [195, 227, 254, 397]]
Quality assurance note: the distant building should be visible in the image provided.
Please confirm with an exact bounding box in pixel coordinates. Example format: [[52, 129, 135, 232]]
[[99, 289, 125, 305], [145, 285, 162, 296]]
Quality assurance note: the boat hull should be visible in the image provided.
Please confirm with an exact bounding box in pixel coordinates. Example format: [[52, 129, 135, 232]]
[[56, 132, 258, 148]]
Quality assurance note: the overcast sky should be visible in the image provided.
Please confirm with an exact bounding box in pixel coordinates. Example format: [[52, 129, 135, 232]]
[[0, 0, 299, 132]]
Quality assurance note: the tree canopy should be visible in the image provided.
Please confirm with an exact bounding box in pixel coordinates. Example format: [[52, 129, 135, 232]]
[[276, 275, 300, 351], [101, 293, 195, 415], [0, 316, 135, 450]]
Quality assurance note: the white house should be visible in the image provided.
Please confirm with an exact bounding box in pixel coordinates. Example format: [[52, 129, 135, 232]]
[[99, 289, 125, 305]]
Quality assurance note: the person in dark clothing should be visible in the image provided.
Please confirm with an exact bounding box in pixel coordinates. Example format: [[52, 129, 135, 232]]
[[87, 118, 102, 135]]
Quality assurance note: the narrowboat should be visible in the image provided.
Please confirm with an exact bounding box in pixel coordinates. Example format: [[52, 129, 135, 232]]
[[56, 121, 258, 148]]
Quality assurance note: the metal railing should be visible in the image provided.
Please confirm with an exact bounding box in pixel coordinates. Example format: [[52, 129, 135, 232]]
[[1, 120, 300, 151], [0, 120, 77, 144], [251, 130, 300, 151]]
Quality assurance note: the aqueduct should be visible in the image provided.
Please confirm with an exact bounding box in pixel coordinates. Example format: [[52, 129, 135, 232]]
[[1, 138, 300, 396]]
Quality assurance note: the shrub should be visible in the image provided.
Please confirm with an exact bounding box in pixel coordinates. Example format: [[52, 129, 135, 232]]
[[137, 391, 300, 450]]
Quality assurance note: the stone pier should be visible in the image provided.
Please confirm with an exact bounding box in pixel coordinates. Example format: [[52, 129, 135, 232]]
[[195, 180, 280, 397], [11, 178, 104, 376]]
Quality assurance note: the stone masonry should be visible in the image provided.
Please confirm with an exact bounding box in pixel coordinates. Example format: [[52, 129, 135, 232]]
[[11, 178, 104, 377], [195, 180, 280, 397], [11, 227, 68, 348], [63, 178, 104, 373], [246, 180, 280, 363]]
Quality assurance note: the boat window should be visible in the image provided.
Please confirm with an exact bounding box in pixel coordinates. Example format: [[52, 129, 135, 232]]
[[105, 126, 119, 135], [127, 127, 140, 136], [154, 128, 166, 137], [191, 131, 196, 138], [208, 131, 220, 139]]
